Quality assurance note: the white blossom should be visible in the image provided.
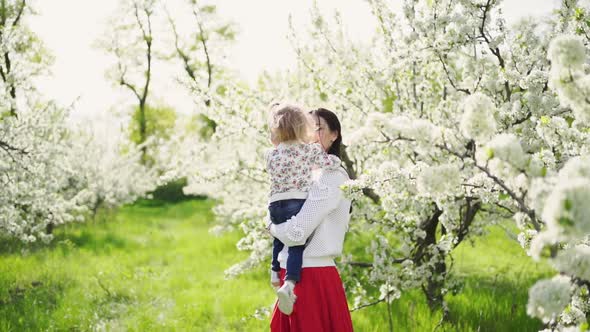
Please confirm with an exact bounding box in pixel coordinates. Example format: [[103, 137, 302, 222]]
[[548, 35, 590, 123], [417, 164, 461, 197], [558, 156, 590, 180], [548, 35, 586, 70], [553, 245, 590, 281], [460, 93, 497, 142], [542, 178, 590, 238], [485, 133, 527, 169], [527, 275, 572, 323]]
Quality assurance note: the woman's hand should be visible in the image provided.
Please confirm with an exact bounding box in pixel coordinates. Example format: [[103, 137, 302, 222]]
[[270, 270, 281, 290], [264, 216, 273, 236]]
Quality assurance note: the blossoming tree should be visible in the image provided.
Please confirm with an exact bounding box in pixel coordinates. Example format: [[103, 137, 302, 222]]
[[178, 0, 590, 329], [1, 0, 159, 243], [292, 0, 590, 329]]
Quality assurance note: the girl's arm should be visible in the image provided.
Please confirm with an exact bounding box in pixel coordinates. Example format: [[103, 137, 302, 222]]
[[269, 169, 347, 246], [309, 143, 341, 170]]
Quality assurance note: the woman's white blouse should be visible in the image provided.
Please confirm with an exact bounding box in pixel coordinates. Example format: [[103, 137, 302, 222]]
[[269, 167, 352, 268]]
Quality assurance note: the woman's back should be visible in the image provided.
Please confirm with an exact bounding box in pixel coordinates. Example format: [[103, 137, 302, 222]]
[[274, 167, 351, 268]]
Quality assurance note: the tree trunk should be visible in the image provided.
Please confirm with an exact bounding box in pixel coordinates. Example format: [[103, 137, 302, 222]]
[[425, 252, 447, 310], [139, 101, 147, 164], [45, 222, 54, 235], [419, 207, 446, 310]]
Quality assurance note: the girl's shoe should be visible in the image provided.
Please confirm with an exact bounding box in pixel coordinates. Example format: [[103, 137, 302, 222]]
[[276, 280, 297, 315]]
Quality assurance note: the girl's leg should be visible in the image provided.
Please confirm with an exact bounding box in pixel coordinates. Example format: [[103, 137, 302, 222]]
[[285, 245, 304, 282], [272, 238, 285, 272]]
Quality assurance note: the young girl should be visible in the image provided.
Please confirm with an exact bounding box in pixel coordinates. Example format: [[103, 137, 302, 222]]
[[266, 102, 340, 315]]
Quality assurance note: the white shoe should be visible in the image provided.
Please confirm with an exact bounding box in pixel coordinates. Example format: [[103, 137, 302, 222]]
[[276, 281, 297, 315]]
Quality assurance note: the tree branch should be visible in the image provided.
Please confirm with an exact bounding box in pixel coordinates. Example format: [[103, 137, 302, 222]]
[[437, 52, 471, 95], [192, 7, 212, 91], [434, 139, 541, 231], [0, 139, 27, 155], [340, 144, 381, 204], [473, 162, 540, 230], [12, 0, 25, 27], [167, 9, 198, 83], [478, 0, 511, 101]]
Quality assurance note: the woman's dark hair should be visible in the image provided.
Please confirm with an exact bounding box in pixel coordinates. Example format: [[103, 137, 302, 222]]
[[309, 108, 342, 158], [310, 107, 353, 213]]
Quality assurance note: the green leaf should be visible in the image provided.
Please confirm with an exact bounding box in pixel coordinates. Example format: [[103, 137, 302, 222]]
[[0, 110, 12, 120], [558, 216, 574, 227], [486, 148, 494, 159], [200, 5, 216, 14], [215, 25, 236, 40], [575, 7, 585, 20], [129, 104, 177, 146], [564, 198, 573, 211], [191, 114, 218, 140], [375, 209, 387, 220], [538, 245, 554, 259], [216, 85, 227, 96], [498, 192, 510, 200], [319, 92, 328, 102], [382, 96, 394, 113], [540, 115, 550, 125]]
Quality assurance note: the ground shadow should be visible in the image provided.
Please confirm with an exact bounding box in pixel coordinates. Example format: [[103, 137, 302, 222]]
[[444, 276, 545, 332], [0, 277, 69, 331], [0, 228, 133, 257]]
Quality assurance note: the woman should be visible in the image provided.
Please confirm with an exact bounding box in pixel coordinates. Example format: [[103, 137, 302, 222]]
[[268, 108, 354, 332]]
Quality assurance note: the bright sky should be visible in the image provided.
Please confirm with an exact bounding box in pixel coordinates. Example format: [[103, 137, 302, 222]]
[[29, 0, 560, 129]]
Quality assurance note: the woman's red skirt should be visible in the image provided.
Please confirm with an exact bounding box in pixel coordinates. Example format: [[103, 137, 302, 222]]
[[270, 266, 353, 332]]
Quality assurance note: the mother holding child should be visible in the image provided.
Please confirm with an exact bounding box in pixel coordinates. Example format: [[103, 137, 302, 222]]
[[264, 102, 354, 332]]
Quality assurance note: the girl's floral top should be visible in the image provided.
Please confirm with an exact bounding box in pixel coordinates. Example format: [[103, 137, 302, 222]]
[[266, 142, 340, 199]]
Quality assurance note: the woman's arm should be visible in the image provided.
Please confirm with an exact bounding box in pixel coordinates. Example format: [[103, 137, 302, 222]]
[[269, 169, 347, 246]]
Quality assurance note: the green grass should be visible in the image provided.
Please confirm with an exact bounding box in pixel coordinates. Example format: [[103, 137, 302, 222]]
[[0, 200, 554, 331], [346, 225, 553, 332], [0, 199, 275, 331]]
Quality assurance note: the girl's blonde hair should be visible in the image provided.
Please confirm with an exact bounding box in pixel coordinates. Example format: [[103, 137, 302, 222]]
[[268, 102, 311, 143]]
